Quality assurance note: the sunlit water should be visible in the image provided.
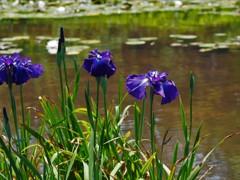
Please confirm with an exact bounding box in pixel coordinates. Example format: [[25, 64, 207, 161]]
[[0, 12, 240, 179]]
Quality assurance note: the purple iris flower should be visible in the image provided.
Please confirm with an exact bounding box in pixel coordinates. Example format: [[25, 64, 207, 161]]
[[126, 70, 178, 104], [0, 53, 44, 85], [82, 49, 117, 78]]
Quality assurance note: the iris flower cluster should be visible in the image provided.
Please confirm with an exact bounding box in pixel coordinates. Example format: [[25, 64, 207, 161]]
[[82, 49, 116, 78], [0, 53, 43, 85], [82, 49, 178, 105], [126, 70, 178, 104]]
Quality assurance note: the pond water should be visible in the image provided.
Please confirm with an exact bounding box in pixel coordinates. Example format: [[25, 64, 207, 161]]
[[0, 11, 240, 179]]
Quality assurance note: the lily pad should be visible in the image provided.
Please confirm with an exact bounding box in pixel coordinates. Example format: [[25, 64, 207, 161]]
[[0, 42, 18, 50], [139, 37, 158, 41], [125, 40, 146, 45], [66, 45, 90, 55], [214, 33, 226, 37], [199, 48, 213, 53], [170, 43, 183, 47], [0, 48, 23, 54], [189, 42, 203, 47], [65, 38, 81, 42], [169, 34, 197, 40], [80, 39, 101, 44], [1, 36, 30, 41], [199, 43, 216, 49], [36, 36, 57, 41]]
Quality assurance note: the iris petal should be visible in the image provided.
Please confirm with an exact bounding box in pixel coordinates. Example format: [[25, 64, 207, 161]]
[[15, 66, 30, 85], [126, 74, 150, 100], [159, 72, 168, 82], [160, 80, 179, 105], [91, 58, 116, 77], [82, 50, 117, 78], [82, 57, 94, 74], [28, 64, 44, 78]]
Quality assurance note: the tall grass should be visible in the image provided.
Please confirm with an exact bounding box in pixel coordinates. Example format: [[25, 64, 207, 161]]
[[0, 27, 239, 180]]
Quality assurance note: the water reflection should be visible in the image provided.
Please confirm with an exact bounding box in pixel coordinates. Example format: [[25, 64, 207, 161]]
[[0, 12, 240, 179]]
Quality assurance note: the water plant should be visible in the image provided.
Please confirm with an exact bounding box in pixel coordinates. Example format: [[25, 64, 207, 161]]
[[0, 27, 239, 180]]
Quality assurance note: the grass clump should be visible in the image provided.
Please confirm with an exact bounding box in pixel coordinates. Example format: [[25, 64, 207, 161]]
[[0, 27, 239, 180]]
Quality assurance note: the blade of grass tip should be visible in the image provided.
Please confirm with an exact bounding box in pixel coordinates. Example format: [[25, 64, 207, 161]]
[[168, 141, 179, 180], [83, 161, 89, 180], [89, 132, 94, 180], [188, 123, 202, 175], [73, 56, 79, 73], [172, 141, 179, 166], [66, 146, 78, 180], [0, 172, 8, 180], [3, 108, 11, 145], [67, 94, 88, 154], [72, 65, 82, 103], [40, 97, 69, 149], [84, 90, 95, 130], [189, 71, 195, 140], [21, 123, 52, 166], [139, 153, 156, 178], [118, 76, 123, 111], [110, 161, 125, 180], [179, 96, 190, 156], [134, 103, 140, 147], [117, 105, 133, 126], [0, 137, 22, 179], [15, 152, 42, 180], [139, 99, 146, 142], [187, 133, 240, 180]]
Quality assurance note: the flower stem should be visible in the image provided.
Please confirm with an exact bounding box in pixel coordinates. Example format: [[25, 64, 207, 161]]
[[94, 77, 101, 180], [8, 81, 20, 152], [20, 85, 27, 153], [149, 87, 155, 179]]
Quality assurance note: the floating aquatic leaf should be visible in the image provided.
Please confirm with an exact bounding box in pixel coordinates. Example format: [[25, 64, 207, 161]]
[[170, 43, 183, 47], [214, 45, 229, 51], [199, 48, 213, 53], [214, 33, 226, 37], [0, 48, 23, 54], [139, 37, 158, 41], [0, 42, 18, 50], [189, 42, 203, 47], [169, 34, 197, 40], [1, 36, 30, 41], [125, 40, 146, 45], [80, 39, 100, 44], [66, 51, 81, 55], [36, 36, 57, 41], [126, 38, 141, 42], [65, 38, 81, 42], [66, 45, 90, 52], [199, 43, 216, 49], [229, 42, 240, 49]]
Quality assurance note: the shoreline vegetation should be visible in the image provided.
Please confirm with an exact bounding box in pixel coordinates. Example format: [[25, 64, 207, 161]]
[[0, 27, 239, 179], [0, 0, 240, 19]]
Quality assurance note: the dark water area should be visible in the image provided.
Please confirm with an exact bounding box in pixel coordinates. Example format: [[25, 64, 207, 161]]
[[0, 11, 240, 179]]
